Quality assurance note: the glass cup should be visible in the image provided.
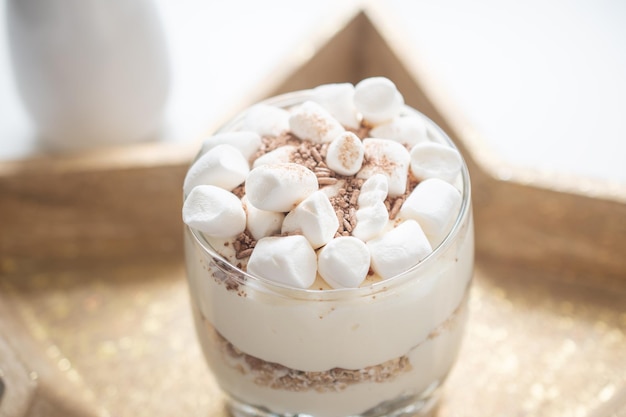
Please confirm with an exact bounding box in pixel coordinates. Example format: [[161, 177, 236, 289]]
[[184, 91, 474, 417]]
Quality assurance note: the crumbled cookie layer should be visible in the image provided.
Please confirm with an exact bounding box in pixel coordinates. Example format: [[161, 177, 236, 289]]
[[206, 322, 411, 392]]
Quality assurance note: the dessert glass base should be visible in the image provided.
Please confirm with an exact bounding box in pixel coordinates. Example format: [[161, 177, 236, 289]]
[[225, 384, 442, 417]]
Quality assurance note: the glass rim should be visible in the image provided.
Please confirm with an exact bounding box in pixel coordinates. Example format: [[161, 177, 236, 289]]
[[185, 89, 472, 300]]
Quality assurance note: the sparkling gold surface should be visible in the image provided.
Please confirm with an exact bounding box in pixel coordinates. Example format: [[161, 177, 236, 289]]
[[0, 256, 226, 417], [442, 262, 626, 417], [1, 253, 624, 417]]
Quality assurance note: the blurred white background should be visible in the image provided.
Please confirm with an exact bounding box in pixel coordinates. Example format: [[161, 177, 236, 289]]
[[1, 0, 625, 184]]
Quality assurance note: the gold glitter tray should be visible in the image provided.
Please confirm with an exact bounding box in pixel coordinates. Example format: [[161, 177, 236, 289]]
[[1, 5, 625, 417]]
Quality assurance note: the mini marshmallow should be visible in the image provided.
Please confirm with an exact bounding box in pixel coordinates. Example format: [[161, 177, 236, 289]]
[[367, 220, 432, 280], [311, 83, 360, 129], [245, 163, 318, 212], [247, 235, 317, 289], [354, 77, 404, 125], [325, 131, 364, 176], [182, 185, 246, 238], [318, 236, 371, 289], [352, 200, 389, 242], [399, 178, 462, 246], [201, 131, 261, 161], [281, 191, 339, 249], [357, 138, 410, 197], [242, 196, 284, 240], [289, 101, 345, 143], [410, 142, 463, 183], [357, 174, 388, 207], [242, 104, 290, 137], [252, 145, 296, 168], [183, 144, 249, 194], [370, 115, 428, 147]]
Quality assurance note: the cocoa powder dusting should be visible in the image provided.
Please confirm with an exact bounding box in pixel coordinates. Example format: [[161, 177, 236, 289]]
[[362, 152, 397, 177], [337, 134, 361, 170]]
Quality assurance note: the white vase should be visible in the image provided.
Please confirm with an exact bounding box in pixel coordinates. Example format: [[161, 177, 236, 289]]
[[6, 0, 170, 151]]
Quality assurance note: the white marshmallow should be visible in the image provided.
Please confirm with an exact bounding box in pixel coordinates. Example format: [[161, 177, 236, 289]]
[[245, 163, 318, 212], [354, 77, 404, 124], [242, 196, 284, 240], [318, 237, 371, 289], [289, 101, 345, 143], [357, 174, 388, 207], [252, 145, 296, 168], [311, 83, 360, 129], [201, 131, 261, 161], [325, 131, 364, 176], [367, 220, 432, 280], [352, 200, 389, 242], [182, 185, 246, 238], [399, 178, 462, 246], [247, 235, 317, 289], [410, 142, 463, 183], [370, 115, 428, 147], [357, 138, 410, 197], [183, 144, 249, 194], [281, 191, 339, 249], [242, 104, 290, 137]]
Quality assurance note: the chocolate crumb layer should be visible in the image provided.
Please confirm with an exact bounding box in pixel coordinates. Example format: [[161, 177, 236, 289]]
[[202, 300, 465, 393], [207, 324, 411, 393], [330, 178, 363, 236]]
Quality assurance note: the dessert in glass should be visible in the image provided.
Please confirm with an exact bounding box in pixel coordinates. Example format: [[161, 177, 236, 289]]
[[182, 77, 474, 417]]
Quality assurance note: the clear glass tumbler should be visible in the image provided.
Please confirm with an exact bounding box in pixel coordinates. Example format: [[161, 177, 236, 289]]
[[184, 91, 474, 417]]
